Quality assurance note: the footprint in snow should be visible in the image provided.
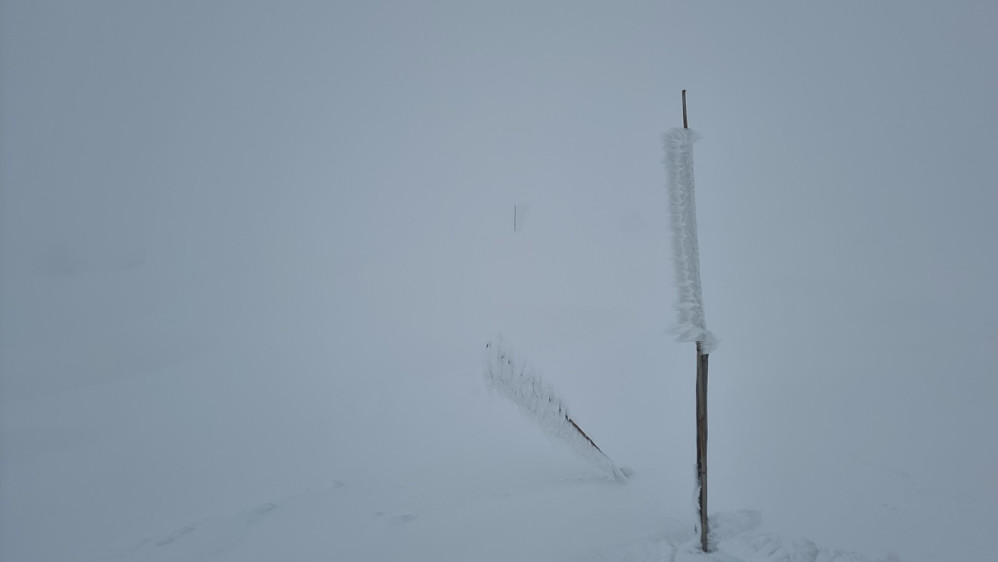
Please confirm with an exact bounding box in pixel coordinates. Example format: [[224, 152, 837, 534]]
[[246, 502, 279, 525], [374, 512, 418, 525], [154, 523, 197, 546]]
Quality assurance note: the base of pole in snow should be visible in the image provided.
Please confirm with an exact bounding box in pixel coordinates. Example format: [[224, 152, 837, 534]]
[[696, 342, 710, 552]]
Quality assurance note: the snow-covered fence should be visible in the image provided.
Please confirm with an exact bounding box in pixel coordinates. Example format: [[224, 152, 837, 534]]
[[483, 335, 626, 481]]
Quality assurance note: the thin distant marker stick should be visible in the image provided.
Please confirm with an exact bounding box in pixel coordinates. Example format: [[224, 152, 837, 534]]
[[682, 89, 688, 129]]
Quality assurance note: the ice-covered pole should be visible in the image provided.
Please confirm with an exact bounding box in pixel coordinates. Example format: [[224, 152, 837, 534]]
[[484, 336, 626, 481], [666, 90, 717, 552], [666, 92, 717, 353]]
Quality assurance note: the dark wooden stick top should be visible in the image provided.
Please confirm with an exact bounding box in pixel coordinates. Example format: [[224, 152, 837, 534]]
[[682, 90, 688, 128]]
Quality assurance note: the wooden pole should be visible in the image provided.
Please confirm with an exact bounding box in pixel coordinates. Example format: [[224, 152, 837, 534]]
[[682, 89, 688, 129], [696, 341, 710, 551], [566, 415, 606, 455], [684, 89, 711, 552]]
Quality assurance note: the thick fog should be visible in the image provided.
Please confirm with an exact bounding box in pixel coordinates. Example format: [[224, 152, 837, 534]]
[[2, 2, 996, 561]]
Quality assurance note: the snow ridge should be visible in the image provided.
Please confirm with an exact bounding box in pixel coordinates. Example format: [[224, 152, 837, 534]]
[[484, 336, 626, 481], [665, 128, 718, 353]]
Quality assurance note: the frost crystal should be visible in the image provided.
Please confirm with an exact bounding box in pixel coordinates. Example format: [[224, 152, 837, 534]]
[[665, 128, 718, 353], [484, 336, 625, 480]]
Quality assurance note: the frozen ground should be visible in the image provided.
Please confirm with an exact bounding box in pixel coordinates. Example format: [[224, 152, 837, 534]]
[[2, 224, 993, 562], [2, 2, 996, 561]]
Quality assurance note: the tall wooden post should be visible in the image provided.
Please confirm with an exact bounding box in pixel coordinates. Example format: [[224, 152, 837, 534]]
[[684, 90, 711, 553]]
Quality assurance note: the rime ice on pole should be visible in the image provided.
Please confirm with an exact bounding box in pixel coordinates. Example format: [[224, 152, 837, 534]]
[[665, 128, 718, 353], [484, 336, 626, 481]]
